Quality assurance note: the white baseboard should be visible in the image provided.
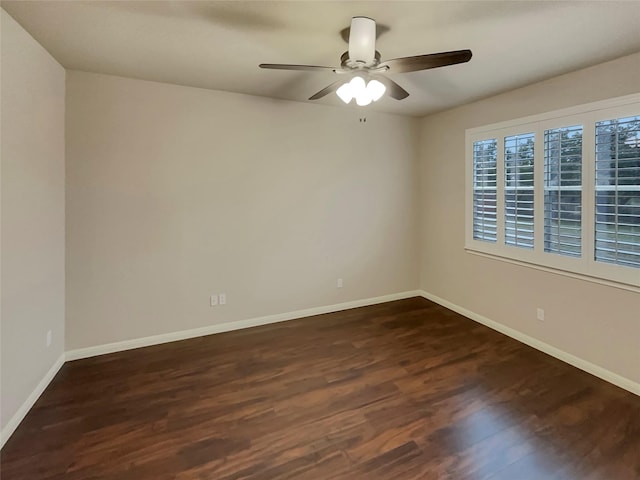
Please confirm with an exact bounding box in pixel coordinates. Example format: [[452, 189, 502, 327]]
[[1, 353, 65, 449], [419, 290, 640, 396], [66, 290, 422, 361]]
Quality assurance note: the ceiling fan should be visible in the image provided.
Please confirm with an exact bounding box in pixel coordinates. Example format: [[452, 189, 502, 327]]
[[259, 16, 472, 106]]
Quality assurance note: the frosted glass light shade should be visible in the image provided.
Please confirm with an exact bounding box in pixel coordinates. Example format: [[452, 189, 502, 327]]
[[367, 80, 386, 101], [349, 76, 366, 91], [355, 91, 372, 106], [336, 83, 353, 104]]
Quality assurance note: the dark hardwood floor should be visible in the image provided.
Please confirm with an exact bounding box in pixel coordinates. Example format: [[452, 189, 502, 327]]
[[2, 297, 639, 479]]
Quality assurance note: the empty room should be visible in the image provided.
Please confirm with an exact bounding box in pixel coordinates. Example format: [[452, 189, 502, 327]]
[[1, 1, 640, 479]]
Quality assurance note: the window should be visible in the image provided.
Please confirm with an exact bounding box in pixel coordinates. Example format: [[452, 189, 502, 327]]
[[473, 139, 497, 242], [595, 115, 640, 268], [466, 94, 640, 290], [505, 133, 535, 249], [544, 126, 582, 257]]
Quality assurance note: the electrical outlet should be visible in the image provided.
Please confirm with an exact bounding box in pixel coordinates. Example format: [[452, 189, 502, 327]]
[[537, 308, 545, 321], [46, 330, 52, 347], [219, 293, 226, 305], [337, 278, 343, 288], [210, 295, 218, 306]]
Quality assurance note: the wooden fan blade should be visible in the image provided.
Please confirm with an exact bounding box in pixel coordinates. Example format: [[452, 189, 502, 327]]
[[259, 63, 336, 72], [378, 76, 409, 100], [308, 81, 342, 100], [383, 49, 472, 74]]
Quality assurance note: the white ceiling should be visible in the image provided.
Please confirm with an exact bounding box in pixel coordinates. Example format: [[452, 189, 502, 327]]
[[3, 1, 640, 117]]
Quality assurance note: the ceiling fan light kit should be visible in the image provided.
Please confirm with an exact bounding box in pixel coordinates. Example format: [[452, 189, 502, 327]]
[[259, 16, 472, 107], [336, 76, 386, 106]]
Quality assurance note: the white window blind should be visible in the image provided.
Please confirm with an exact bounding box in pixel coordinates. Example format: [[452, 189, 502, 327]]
[[544, 126, 583, 257], [473, 139, 497, 242], [505, 133, 535, 249], [595, 115, 640, 268]]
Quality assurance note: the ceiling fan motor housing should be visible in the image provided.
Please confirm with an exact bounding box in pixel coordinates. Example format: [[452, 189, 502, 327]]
[[348, 16, 376, 65]]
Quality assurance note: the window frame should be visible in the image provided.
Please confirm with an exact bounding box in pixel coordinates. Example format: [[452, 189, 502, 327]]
[[465, 93, 640, 291]]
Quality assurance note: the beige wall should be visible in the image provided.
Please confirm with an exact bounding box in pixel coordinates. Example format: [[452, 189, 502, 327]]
[[418, 52, 640, 384], [1, 10, 66, 429], [65, 71, 419, 350]]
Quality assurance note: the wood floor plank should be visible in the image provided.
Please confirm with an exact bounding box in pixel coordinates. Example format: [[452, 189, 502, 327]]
[[1, 297, 639, 479]]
